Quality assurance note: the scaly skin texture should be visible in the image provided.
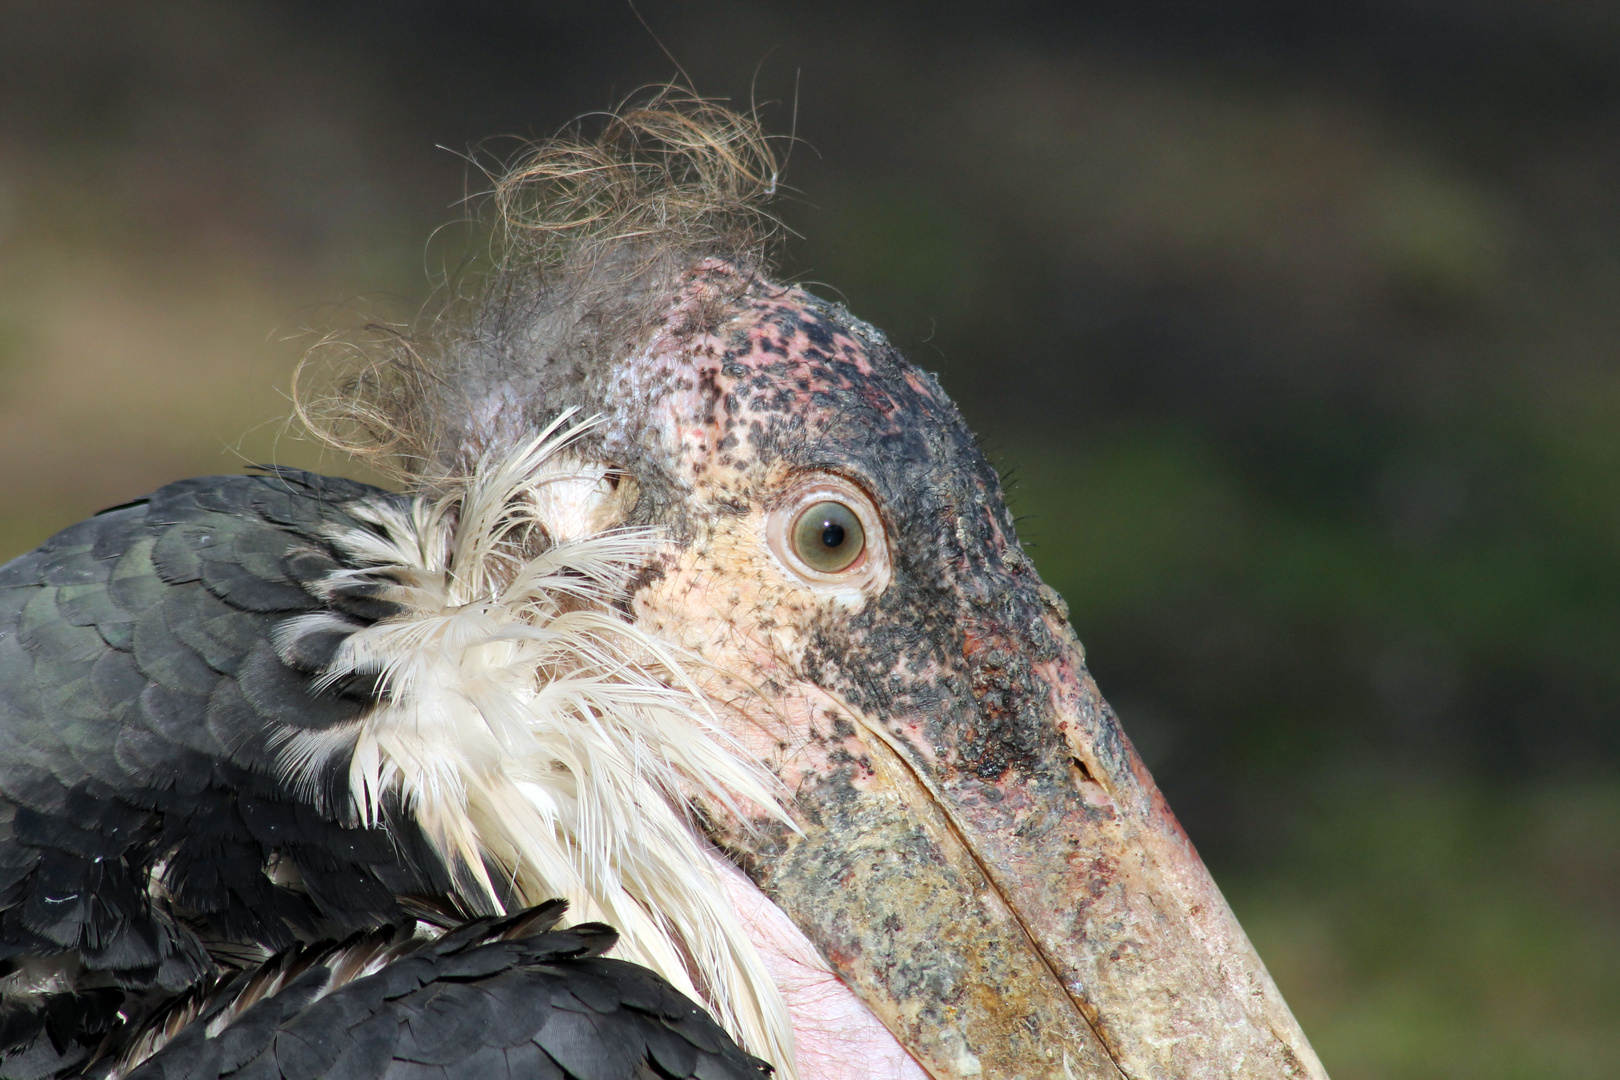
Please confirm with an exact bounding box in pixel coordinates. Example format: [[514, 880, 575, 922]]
[[594, 261, 1327, 1079]]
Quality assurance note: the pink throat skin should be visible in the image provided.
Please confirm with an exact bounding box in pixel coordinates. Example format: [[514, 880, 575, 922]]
[[709, 854, 929, 1080]]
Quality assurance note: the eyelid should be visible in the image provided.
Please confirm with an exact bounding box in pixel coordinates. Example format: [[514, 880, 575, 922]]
[[764, 474, 891, 594]]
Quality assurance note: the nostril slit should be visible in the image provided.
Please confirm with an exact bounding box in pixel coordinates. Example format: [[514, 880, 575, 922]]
[[1070, 756, 1113, 804]]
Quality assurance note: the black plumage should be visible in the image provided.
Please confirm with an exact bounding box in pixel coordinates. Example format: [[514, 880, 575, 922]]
[[120, 906, 769, 1080], [0, 470, 458, 1076]]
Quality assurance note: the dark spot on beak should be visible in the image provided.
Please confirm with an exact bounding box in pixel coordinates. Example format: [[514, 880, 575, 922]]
[[956, 624, 1048, 783]]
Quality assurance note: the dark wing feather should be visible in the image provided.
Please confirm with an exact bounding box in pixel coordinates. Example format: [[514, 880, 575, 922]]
[[122, 914, 772, 1080], [0, 471, 454, 1076]]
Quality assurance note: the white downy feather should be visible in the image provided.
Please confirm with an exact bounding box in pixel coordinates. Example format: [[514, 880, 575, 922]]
[[274, 412, 799, 1075]]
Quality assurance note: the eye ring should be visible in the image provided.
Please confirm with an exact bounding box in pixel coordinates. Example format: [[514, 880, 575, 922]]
[[766, 475, 890, 592]]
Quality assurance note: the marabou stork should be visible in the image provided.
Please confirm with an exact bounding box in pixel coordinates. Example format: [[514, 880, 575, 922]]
[[0, 98, 1327, 1080]]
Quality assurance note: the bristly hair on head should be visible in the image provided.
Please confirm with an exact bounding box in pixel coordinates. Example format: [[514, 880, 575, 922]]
[[293, 87, 786, 488], [493, 88, 782, 276]]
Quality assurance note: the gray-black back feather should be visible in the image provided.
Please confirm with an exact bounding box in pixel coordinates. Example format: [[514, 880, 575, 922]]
[[0, 470, 456, 1076], [119, 905, 770, 1080]]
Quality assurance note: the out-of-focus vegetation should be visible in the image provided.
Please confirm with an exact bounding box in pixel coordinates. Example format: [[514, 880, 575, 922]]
[[2, 3, 1617, 1075], [1232, 780, 1620, 1079]]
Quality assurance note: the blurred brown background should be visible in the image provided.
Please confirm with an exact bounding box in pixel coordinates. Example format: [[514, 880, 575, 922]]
[[2, 2, 1617, 1075]]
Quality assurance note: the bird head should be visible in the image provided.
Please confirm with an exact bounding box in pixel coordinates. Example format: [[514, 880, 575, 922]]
[[296, 95, 1326, 1080]]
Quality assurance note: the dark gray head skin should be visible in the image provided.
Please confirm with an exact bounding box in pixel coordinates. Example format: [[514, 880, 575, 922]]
[[467, 258, 1328, 1079]]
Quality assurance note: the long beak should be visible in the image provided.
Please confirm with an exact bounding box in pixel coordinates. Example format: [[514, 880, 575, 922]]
[[745, 611, 1327, 1079]]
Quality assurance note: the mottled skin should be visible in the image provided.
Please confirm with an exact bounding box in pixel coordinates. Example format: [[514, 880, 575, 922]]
[[0, 250, 1328, 1077], [563, 261, 1327, 1078]]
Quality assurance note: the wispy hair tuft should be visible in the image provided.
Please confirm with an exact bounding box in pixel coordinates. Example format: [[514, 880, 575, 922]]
[[494, 89, 781, 273], [294, 89, 785, 486]]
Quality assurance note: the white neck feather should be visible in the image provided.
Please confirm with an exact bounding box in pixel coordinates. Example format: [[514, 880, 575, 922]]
[[273, 413, 798, 1075]]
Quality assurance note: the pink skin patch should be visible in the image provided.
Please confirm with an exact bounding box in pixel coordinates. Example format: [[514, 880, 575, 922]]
[[709, 853, 929, 1080], [603, 262, 1325, 1078]]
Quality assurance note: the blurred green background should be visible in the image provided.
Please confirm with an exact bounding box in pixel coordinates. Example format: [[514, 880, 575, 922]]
[[2, 2, 1617, 1075]]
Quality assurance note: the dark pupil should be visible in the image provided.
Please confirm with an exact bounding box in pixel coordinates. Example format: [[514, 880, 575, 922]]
[[820, 521, 846, 549]]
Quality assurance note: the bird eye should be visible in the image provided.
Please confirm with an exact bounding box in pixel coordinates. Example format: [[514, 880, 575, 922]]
[[766, 475, 890, 592], [790, 501, 865, 573]]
